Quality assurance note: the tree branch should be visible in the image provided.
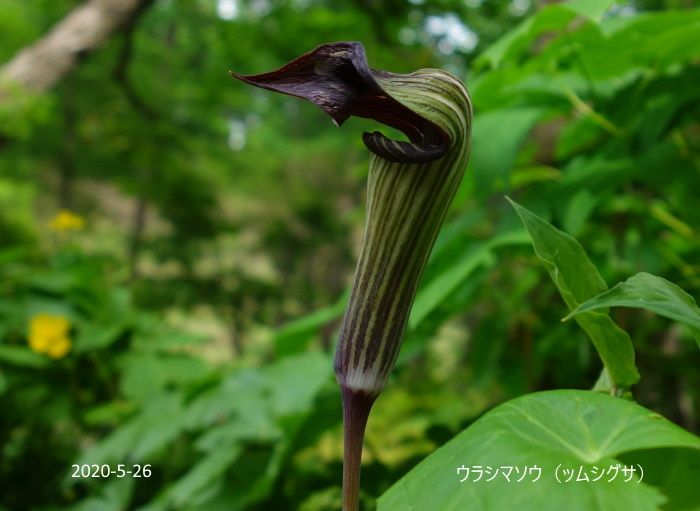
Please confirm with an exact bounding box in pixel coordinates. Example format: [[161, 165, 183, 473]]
[[113, 10, 159, 119]]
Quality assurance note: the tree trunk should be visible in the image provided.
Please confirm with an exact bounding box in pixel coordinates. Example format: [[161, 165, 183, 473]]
[[0, 0, 155, 96]]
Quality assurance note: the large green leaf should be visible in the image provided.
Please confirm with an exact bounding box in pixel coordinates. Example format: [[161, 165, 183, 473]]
[[142, 447, 242, 511], [566, 0, 616, 21], [476, 0, 615, 69], [142, 351, 333, 510], [378, 390, 700, 511], [566, 272, 700, 348], [71, 479, 135, 511], [508, 198, 639, 389], [476, 6, 575, 68], [409, 230, 530, 329], [72, 392, 188, 470], [119, 353, 213, 402], [273, 293, 347, 357], [0, 344, 49, 368], [74, 321, 127, 353], [469, 108, 545, 197], [409, 246, 492, 329]]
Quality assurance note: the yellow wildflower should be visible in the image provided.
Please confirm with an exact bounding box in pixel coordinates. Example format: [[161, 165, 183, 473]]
[[28, 314, 72, 359], [49, 210, 85, 232]]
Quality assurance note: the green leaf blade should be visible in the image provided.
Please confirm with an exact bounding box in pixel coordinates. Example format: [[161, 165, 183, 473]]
[[378, 390, 700, 511], [507, 198, 639, 388], [566, 272, 700, 347]]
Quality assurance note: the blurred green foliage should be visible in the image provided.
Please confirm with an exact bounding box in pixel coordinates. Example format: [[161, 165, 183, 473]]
[[1, 0, 699, 510]]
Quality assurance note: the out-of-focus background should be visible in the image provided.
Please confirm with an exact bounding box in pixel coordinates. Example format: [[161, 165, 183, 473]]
[[0, 0, 698, 509]]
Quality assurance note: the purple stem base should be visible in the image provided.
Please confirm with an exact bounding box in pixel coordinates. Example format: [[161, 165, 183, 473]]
[[341, 386, 377, 511]]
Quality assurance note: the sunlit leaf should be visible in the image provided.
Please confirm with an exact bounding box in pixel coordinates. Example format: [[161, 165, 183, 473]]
[[469, 108, 545, 197], [566, 0, 616, 21], [566, 272, 700, 348], [0, 345, 49, 368], [379, 390, 700, 511], [508, 198, 639, 388], [410, 230, 530, 329]]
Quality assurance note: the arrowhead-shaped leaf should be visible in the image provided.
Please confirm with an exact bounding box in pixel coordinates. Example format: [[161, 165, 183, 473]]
[[379, 390, 700, 511], [566, 272, 700, 348], [507, 198, 639, 389]]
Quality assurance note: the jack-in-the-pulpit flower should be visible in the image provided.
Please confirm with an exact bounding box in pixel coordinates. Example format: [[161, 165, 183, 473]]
[[233, 42, 472, 510]]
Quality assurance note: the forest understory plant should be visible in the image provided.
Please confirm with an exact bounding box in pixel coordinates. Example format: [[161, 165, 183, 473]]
[[233, 41, 472, 510]]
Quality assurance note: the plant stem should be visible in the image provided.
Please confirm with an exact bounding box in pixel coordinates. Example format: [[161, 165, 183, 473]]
[[341, 387, 376, 511], [231, 43, 472, 508]]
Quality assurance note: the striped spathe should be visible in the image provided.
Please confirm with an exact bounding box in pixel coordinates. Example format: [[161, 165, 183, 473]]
[[232, 42, 472, 511]]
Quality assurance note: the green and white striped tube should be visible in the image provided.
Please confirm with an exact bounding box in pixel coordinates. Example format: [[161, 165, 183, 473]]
[[336, 69, 472, 397], [233, 42, 472, 510]]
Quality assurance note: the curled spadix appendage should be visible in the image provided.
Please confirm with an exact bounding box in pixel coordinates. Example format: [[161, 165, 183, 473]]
[[232, 42, 472, 511], [231, 42, 453, 163]]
